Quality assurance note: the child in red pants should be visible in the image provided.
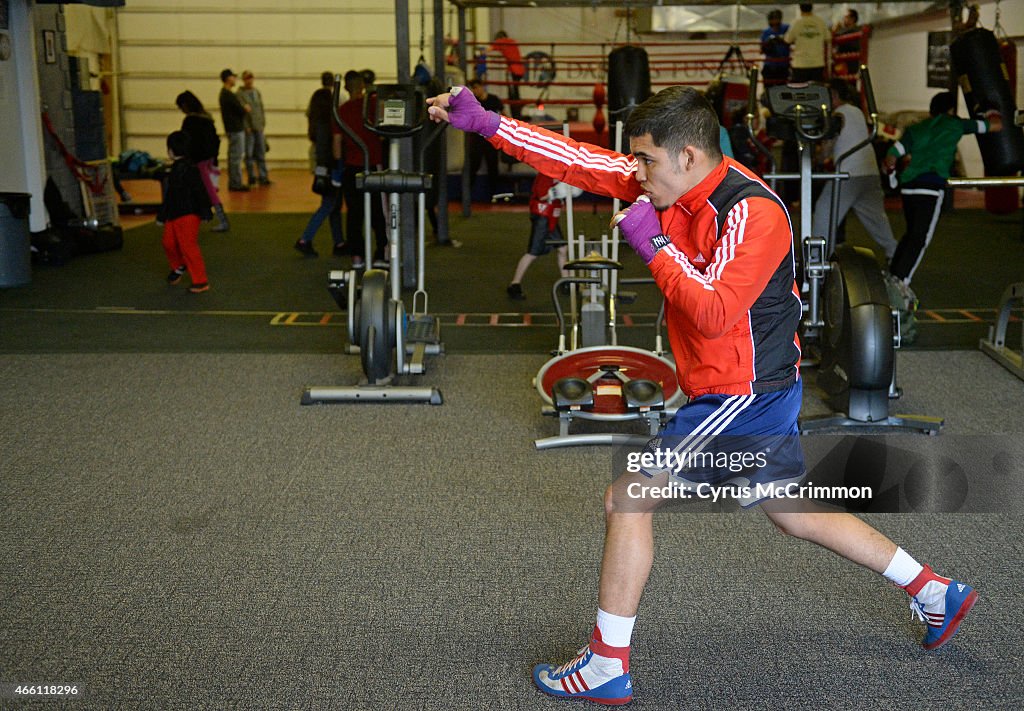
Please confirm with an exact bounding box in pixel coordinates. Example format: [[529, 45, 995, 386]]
[[158, 131, 213, 293]]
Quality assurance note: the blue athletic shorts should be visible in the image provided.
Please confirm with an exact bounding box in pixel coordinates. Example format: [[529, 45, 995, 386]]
[[637, 379, 806, 507]]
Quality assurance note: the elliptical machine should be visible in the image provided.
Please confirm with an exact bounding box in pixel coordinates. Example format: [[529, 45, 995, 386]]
[[301, 82, 444, 405], [751, 68, 942, 434]]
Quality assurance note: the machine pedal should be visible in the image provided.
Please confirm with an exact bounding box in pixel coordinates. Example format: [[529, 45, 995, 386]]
[[623, 379, 665, 410], [406, 314, 441, 344], [552, 377, 595, 411]]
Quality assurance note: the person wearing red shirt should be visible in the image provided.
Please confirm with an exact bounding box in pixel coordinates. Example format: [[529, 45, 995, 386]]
[[427, 85, 978, 705], [337, 70, 387, 268], [490, 30, 525, 119]]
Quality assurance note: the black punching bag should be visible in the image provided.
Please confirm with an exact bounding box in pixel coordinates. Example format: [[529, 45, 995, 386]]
[[950, 28, 1024, 176], [607, 46, 651, 127]]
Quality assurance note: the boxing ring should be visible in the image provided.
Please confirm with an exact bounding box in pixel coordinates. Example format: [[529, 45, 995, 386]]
[[443, 6, 763, 215]]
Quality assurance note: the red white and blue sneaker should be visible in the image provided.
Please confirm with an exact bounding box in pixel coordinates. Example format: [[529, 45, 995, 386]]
[[532, 628, 633, 705], [905, 565, 978, 651]]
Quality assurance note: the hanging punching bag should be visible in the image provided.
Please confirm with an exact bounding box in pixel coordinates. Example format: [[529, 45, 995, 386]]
[[950, 28, 1024, 177], [607, 46, 651, 127], [985, 36, 1019, 214]]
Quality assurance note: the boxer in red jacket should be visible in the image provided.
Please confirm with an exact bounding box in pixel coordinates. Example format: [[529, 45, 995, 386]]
[[428, 85, 978, 705]]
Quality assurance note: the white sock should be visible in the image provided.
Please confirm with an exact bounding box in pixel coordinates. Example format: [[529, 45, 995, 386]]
[[596, 608, 636, 648], [882, 547, 924, 588]]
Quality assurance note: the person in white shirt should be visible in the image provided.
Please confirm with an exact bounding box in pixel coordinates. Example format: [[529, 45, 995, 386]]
[[811, 79, 898, 260]]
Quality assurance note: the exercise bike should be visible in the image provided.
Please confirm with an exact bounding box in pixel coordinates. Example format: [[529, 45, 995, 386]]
[[301, 83, 444, 405], [750, 68, 942, 434], [534, 248, 683, 450], [533, 123, 683, 450]]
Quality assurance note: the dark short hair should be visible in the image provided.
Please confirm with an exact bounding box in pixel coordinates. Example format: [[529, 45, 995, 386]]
[[768, 9, 782, 21], [625, 86, 723, 160], [167, 130, 191, 157], [847, 9, 859, 22], [828, 78, 857, 104], [360, 68, 375, 85], [320, 71, 334, 87], [468, 78, 484, 88], [929, 91, 957, 116], [175, 90, 204, 114], [799, 4, 813, 12], [344, 70, 363, 89]]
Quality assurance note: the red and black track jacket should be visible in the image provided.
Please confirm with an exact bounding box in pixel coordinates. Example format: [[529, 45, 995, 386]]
[[489, 115, 802, 397]]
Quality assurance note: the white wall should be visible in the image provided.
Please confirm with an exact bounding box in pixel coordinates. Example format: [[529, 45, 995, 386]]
[[0, 6, 32, 195], [113, 0, 471, 168], [1, 0, 47, 232], [870, 0, 1024, 176]]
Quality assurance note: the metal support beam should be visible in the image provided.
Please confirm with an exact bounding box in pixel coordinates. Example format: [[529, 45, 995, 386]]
[[434, 0, 450, 244], [395, 0, 416, 287], [458, 5, 472, 217]]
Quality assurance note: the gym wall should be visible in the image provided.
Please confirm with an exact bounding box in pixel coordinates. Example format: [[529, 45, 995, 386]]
[[68, 1, 1024, 178], [112, 0, 477, 169], [872, 0, 1024, 178]]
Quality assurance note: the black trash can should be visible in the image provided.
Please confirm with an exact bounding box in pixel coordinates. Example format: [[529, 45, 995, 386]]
[[0, 192, 32, 287]]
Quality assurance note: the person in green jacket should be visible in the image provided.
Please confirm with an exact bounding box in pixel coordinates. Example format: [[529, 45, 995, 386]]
[[884, 91, 1001, 285]]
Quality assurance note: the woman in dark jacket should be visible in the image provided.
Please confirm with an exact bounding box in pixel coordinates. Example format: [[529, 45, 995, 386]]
[[175, 90, 229, 232]]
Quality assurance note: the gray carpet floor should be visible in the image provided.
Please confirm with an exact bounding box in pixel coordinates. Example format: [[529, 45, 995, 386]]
[[1, 351, 1023, 710]]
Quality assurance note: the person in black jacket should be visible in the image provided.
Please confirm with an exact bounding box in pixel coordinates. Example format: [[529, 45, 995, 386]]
[[218, 68, 248, 191], [176, 90, 229, 232], [466, 79, 504, 200], [158, 131, 213, 293]]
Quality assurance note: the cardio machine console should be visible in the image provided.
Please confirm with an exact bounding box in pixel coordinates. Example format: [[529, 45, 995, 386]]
[[765, 83, 836, 141], [367, 84, 428, 136]]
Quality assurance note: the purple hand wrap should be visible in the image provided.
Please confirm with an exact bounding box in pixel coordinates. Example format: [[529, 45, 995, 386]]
[[615, 196, 666, 265], [447, 86, 502, 138]]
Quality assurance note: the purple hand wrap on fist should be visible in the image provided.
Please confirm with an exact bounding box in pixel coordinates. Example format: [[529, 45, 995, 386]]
[[615, 196, 667, 265], [447, 86, 501, 138]]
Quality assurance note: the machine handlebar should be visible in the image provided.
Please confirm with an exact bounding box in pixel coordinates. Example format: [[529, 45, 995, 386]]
[[860, 66, 878, 119], [331, 74, 370, 175], [746, 66, 759, 121], [793, 103, 833, 143]]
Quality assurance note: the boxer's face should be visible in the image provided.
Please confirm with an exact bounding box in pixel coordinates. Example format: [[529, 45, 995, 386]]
[[630, 134, 693, 210]]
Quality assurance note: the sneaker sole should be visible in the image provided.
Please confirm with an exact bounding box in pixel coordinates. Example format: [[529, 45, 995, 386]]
[[923, 590, 978, 651], [536, 688, 633, 705]]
